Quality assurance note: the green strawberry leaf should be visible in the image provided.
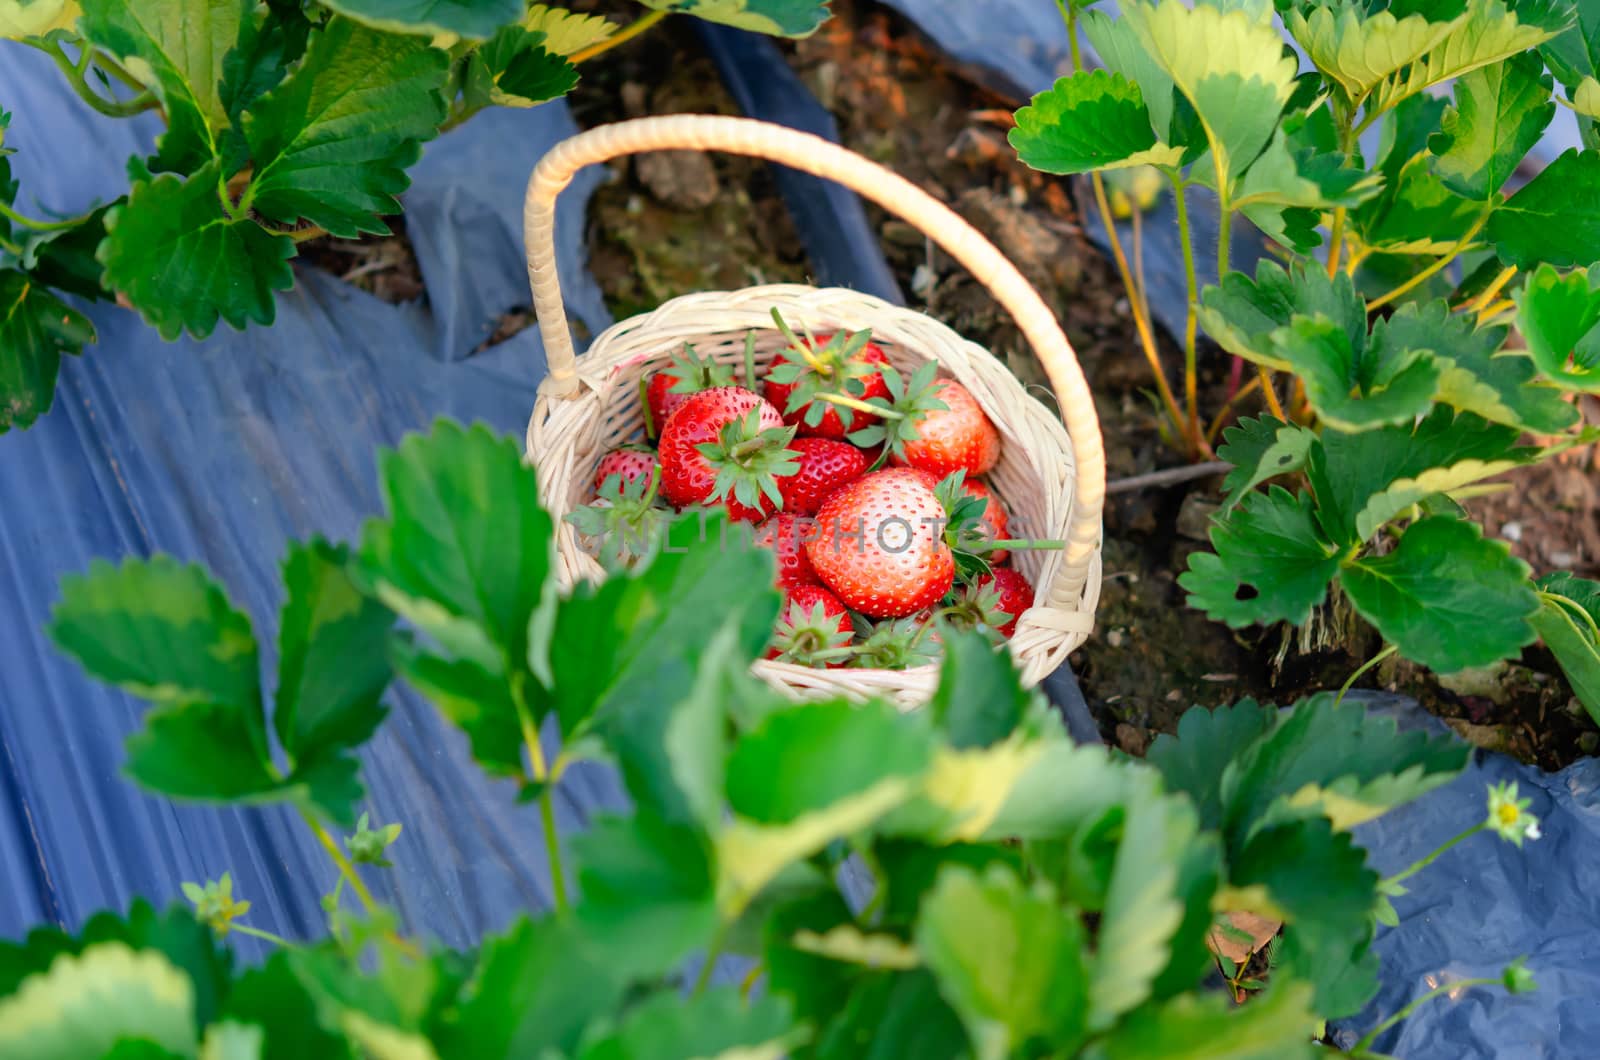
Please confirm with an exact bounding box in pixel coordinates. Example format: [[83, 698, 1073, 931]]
[[1121, 0, 1298, 192], [1232, 128, 1383, 214], [1286, 5, 1458, 102], [1371, 0, 1570, 115], [79, 0, 245, 173], [1533, 572, 1600, 722], [1009, 70, 1185, 174], [635, 0, 831, 37], [219, 2, 311, 125], [1228, 818, 1378, 1017], [545, 512, 776, 820], [223, 952, 353, 1060], [1275, 926, 1380, 1021], [274, 538, 394, 772], [1144, 700, 1278, 830], [522, 4, 616, 56], [1486, 147, 1600, 267], [1082, 982, 1320, 1060], [1219, 693, 1470, 840], [928, 628, 1036, 750], [1307, 406, 1528, 544], [1351, 153, 1484, 254], [432, 916, 624, 1059], [1373, 299, 1578, 433], [1198, 260, 1366, 372], [577, 989, 799, 1060], [1216, 416, 1317, 512], [243, 18, 449, 238], [50, 555, 262, 718], [1269, 314, 1441, 430], [1427, 50, 1555, 200], [310, 0, 523, 39], [466, 26, 579, 108], [916, 865, 1090, 1057], [1342, 516, 1538, 672], [0, 901, 231, 1030], [0, 0, 79, 38], [813, 972, 968, 1060], [1179, 486, 1341, 628], [98, 163, 295, 340], [1089, 783, 1208, 1030], [18, 204, 114, 303], [1080, 8, 1180, 142], [0, 943, 197, 1060], [571, 813, 718, 981], [0, 268, 94, 434], [357, 420, 553, 683], [1512, 262, 1600, 390], [719, 699, 932, 910], [390, 641, 524, 780], [1541, 0, 1600, 92]]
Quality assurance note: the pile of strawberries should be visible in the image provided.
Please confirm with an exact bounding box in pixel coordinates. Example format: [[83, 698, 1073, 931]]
[[569, 310, 1038, 670]]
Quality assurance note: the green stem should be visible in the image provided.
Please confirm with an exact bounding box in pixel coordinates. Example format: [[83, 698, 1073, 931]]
[[304, 810, 379, 914], [0, 232, 22, 257], [570, 9, 668, 65], [1172, 178, 1202, 447], [232, 924, 296, 949], [1351, 976, 1500, 1055], [1335, 643, 1397, 706], [743, 331, 758, 389], [1383, 821, 1487, 891], [814, 391, 901, 419], [1366, 212, 1490, 311], [31, 40, 156, 118], [513, 680, 569, 914], [0, 199, 97, 232], [693, 926, 728, 994], [972, 538, 1066, 552]]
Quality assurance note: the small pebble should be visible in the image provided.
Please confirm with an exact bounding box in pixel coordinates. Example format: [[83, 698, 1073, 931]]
[[1107, 629, 1125, 648], [1503, 521, 1523, 542]]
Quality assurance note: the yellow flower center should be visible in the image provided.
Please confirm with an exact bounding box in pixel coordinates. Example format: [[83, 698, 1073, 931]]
[[1497, 803, 1521, 826]]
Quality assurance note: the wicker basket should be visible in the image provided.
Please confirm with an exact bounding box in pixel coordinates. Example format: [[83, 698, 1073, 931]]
[[523, 115, 1104, 704]]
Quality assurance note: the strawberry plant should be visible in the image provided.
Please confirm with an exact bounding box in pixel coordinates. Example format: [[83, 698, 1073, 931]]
[[1010, 0, 1600, 714], [0, 0, 832, 435], [5, 419, 1543, 1056]]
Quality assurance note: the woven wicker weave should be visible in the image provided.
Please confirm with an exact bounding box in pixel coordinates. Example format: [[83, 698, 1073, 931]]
[[523, 115, 1104, 703]]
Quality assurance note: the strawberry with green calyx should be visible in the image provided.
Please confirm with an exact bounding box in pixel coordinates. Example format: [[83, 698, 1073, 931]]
[[755, 512, 821, 590], [765, 584, 856, 668], [660, 387, 799, 523], [963, 479, 1010, 563], [765, 308, 892, 439], [927, 471, 1012, 577], [643, 342, 738, 440], [568, 465, 671, 568], [779, 436, 869, 516], [805, 468, 955, 618], [591, 444, 659, 495], [889, 377, 1000, 479], [944, 567, 1033, 640], [851, 614, 941, 669], [844, 361, 947, 470]]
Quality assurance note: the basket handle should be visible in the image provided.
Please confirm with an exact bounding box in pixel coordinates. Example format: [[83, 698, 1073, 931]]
[[523, 114, 1105, 606]]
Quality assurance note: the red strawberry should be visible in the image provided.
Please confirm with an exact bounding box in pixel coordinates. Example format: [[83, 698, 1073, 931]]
[[893, 379, 1000, 479], [765, 584, 855, 667], [755, 513, 821, 590], [591, 445, 659, 496], [779, 437, 869, 516], [644, 343, 737, 439], [765, 311, 891, 439], [659, 387, 798, 523], [964, 479, 1010, 563], [805, 469, 955, 618], [974, 568, 1033, 638]]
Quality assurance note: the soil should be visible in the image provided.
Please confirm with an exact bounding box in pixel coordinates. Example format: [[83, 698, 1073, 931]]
[[314, 0, 1600, 770]]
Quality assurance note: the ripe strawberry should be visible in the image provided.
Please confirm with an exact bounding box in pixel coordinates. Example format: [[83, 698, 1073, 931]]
[[779, 437, 869, 516], [755, 513, 821, 590], [659, 387, 799, 523], [973, 568, 1033, 638], [569, 458, 669, 567], [644, 343, 737, 439], [805, 469, 955, 618], [963, 479, 1010, 564], [591, 445, 659, 496], [765, 311, 891, 439], [766, 584, 855, 667], [892, 378, 1001, 479]]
